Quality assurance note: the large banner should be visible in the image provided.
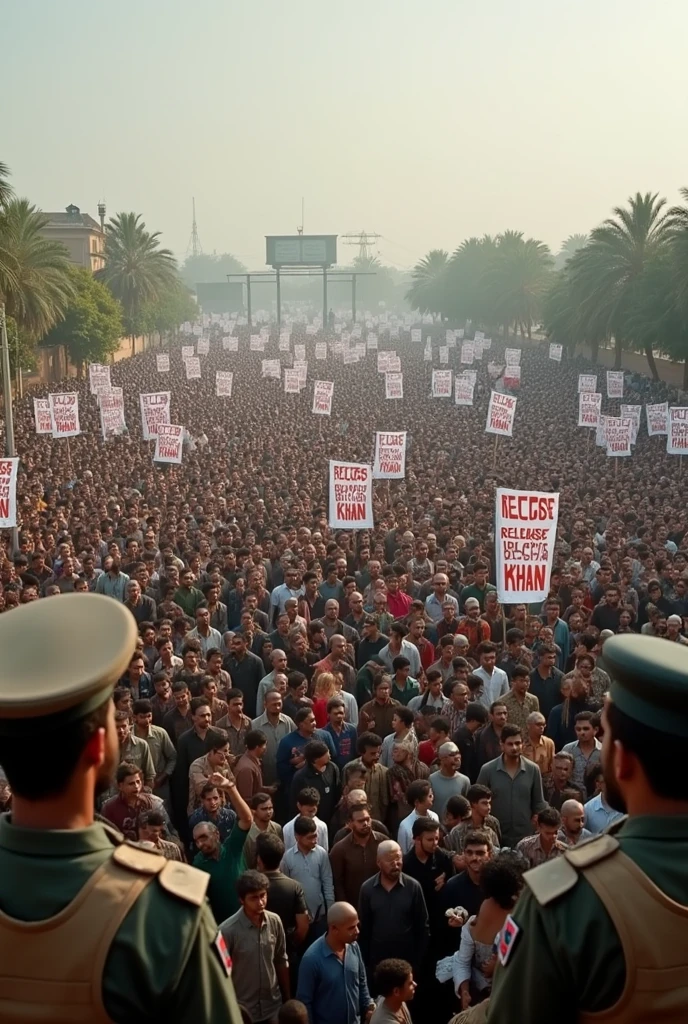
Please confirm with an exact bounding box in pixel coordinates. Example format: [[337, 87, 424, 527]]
[[667, 407, 688, 454], [49, 394, 80, 437], [432, 370, 453, 398], [216, 371, 233, 397], [153, 423, 184, 464], [89, 363, 111, 394], [329, 461, 374, 528], [385, 372, 404, 400], [495, 488, 560, 603], [373, 432, 407, 479], [0, 458, 19, 527], [607, 370, 624, 398], [606, 416, 633, 457], [100, 389, 127, 439], [578, 374, 597, 393], [454, 375, 475, 406], [157, 353, 170, 373], [313, 381, 334, 416], [140, 392, 171, 440], [485, 391, 517, 437], [549, 343, 562, 362], [646, 402, 668, 436], [33, 398, 53, 435], [578, 392, 602, 427]]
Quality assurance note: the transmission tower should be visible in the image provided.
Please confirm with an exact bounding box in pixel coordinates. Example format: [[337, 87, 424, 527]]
[[187, 197, 203, 257], [341, 231, 381, 261]]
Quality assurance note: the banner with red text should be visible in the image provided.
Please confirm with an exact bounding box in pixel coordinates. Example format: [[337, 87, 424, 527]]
[[578, 392, 602, 427], [33, 398, 53, 435], [495, 487, 560, 602], [605, 416, 633, 457], [385, 373, 404, 400], [49, 393, 80, 437], [100, 389, 127, 439], [503, 364, 522, 388], [185, 356, 201, 380], [485, 391, 517, 437], [329, 461, 374, 528], [313, 381, 334, 415], [432, 369, 453, 398], [667, 407, 688, 454], [454, 375, 475, 406], [153, 423, 184, 464], [89, 363, 111, 395], [139, 392, 171, 440], [216, 371, 233, 397], [0, 458, 19, 527], [373, 432, 407, 479], [578, 374, 597, 393], [646, 402, 668, 436]]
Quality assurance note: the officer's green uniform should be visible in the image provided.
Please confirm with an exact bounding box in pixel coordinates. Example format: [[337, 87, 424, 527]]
[[488, 634, 688, 1024], [0, 594, 243, 1024]]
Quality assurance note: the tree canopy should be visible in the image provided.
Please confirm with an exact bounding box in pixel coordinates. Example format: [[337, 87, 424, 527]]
[[40, 267, 123, 373]]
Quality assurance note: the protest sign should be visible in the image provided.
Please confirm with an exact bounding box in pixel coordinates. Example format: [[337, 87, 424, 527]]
[[100, 389, 126, 439], [578, 374, 597, 393], [89, 363, 111, 394], [505, 348, 521, 366], [410, 328, 422, 344], [373, 432, 407, 479], [606, 416, 633, 456], [262, 359, 281, 379], [432, 370, 453, 398], [439, 346, 449, 365], [596, 415, 609, 448], [457, 329, 465, 340], [157, 353, 170, 372], [385, 372, 404, 400], [549, 343, 563, 362], [367, 332, 378, 350], [578, 392, 602, 427], [329, 461, 374, 528], [33, 398, 53, 434], [216, 371, 233, 397], [495, 488, 560, 602], [294, 361, 308, 387], [387, 355, 401, 372], [223, 336, 239, 352], [284, 369, 300, 394], [0, 458, 19, 527], [487, 363, 504, 378], [294, 344, 306, 361], [313, 380, 334, 415], [153, 424, 184, 464], [377, 351, 389, 373], [139, 392, 171, 440], [454, 375, 475, 406], [315, 342, 327, 360], [667, 407, 688, 454], [474, 331, 484, 342], [446, 329, 455, 345], [646, 402, 668, 436], [197, 338, 210, 356], [620, 404, 641, 444], [49, 394, 80, 437], [279, 334, 291, 352], [181, 345, 194, 360], [461, 342, 475, 365], [607, 370, 624, 398], [250, 335, 264, 351], [503, 364, 522, 388], [485, 391, 517, 437], [185, 357, 201, 380]]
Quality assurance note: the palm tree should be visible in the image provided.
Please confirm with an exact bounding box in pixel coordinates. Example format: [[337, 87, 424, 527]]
[[554, 233, 589, 270], [406, 249, 449, 315], [98, 212, 177, 353], [484, 232, 554, 339], [0, 162, 13, 209], [443, 235, 498, 327], [567, 192, 671, 376], [0, 199, 75, 338]]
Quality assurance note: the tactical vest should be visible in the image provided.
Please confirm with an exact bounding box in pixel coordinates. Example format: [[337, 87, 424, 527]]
[[526, 832, 688, 1023], [0, 839, 209, 1023]]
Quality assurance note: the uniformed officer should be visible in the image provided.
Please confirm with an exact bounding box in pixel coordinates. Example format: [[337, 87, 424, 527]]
[[488, 634, 688, 1023], [0, 594, 243, 1024]]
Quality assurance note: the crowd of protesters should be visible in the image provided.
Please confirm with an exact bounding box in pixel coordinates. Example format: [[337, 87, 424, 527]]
[[0, 308, 685, 1024]]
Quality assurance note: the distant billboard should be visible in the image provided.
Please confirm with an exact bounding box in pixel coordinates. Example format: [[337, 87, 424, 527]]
[[266, 235, 337, 268], [195, 282, 244, 314]]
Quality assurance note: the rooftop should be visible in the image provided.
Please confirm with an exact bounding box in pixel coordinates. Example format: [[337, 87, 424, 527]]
[[43, 205, 102, 232]]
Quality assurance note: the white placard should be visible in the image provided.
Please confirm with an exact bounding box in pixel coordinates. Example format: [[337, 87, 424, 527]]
[[605, 416, 632, 456], [33, 398, 53, 434], [578, 392, 602, 427], [153, 423, 184, 464], [0, 458, 19, 527], [181, 345, 194, 360], [156, 353, 170, 373], [139, 392, 171, 440], [49, 394, 80, 437], [89, 363, 111, 394], [495, 488, 560, 603], [313, 380, 334, 415], [367, 332, 378, 350], [454, 375, 475, 406], [329, 461, 374, 528], [284, 369, 301, 394], [262, 359, 281, 379], [223, 336, 238, 352], [503, 364, 522, 387], [315, 342, 327, 360], [505, 348, 521, 366], [432, 369, 453, 398], [620, 404, 641, 444], [185, 357, 201, 380], [667, 407, 688, 454], [461, 342, 475, 364], [197, 338, 210, 356], [646, 402, 668, 437], [294, 344, 306, 361], [100, 389, 126, 439], [578, 374, 597, 393], [439, 346, 449, 365], [486, 391, 517, 437], [216, 371, 233, 397], [607, 370, 624, 398], [549, 343, 563, 362], [410, 328, 422, 344], [385, 372, 404, 400], [373, 432, 407, 479]]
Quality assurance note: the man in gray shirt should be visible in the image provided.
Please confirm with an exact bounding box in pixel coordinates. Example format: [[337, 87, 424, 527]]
[[428, 742, 470, 818], [477, 723, 547, 847], [280, 815, 334, 930]]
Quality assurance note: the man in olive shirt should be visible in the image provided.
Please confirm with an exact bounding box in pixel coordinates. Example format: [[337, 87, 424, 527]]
[[193, 777, 253, 923], [0, 594, 242, 1023], [489, 635, 688, 1023]]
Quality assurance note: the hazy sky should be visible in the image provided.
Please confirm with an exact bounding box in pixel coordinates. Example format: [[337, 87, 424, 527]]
[[4, 0, 688, 271]]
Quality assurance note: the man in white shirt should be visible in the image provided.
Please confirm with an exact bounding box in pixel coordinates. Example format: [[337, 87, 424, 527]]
[[283, 786, 329, 851], [473, 641, 509, 709], [186, 604, 223, 659], [397, 779, 439, 854]]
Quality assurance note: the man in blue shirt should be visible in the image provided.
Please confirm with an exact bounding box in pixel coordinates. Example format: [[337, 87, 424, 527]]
[[323, 699, 358, 770], [297, 901, 374, 1024], [277, 708, 337, 789]]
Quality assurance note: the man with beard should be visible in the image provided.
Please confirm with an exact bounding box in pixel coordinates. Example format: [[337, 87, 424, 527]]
[[0, 595, 242, 1022], [489, 634, 688, 1023]]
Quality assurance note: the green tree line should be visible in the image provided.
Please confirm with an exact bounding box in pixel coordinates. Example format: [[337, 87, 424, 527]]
[[406, 190, 688, 384]]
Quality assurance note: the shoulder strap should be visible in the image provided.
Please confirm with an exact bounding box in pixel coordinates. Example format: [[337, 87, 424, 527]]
[[525, 833, 620, 906]]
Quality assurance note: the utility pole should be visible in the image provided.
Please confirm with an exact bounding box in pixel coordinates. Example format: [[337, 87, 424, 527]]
[[341, 231, 381, 261], [0, 302, 18, 553]]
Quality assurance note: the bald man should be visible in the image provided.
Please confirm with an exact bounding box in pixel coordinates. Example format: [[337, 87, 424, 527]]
[[558, 798, 594, 848], [296, 902, 374, 1024], [358, 841, 430, 988]]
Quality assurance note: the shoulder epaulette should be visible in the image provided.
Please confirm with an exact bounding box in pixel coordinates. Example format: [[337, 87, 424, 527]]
[[524, 833, 620, 906]]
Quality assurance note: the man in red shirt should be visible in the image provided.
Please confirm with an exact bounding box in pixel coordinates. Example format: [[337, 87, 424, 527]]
[[383, 567, 413, 619], [406, 616, 436, 673]]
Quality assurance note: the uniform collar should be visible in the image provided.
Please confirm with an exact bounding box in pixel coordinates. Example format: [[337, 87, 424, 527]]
[[0, 814, 116, 857]]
